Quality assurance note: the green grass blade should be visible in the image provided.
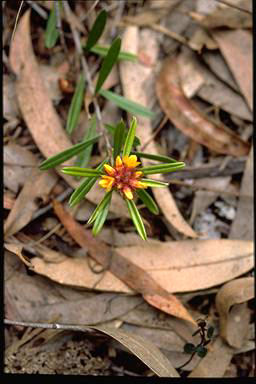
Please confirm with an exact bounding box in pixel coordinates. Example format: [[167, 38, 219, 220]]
[[105, 124, 140, 147], [92, 195, 112, 235], [123, 117, 137, 157], [39, 135, 101, 170], [45, 4, 59, 48], [125, 199, 147, 240], [131, 151, 178, 163], [113, 119, 125, 161], [95, 37, 121, 94], [140, 162, 185, 175], [136, 189, 159, 215], [88, 190, 112, 225], [90, 44, 137, 61], [61, 167, 103, 177], [66, 74, 85, 135], [84, 10, 107, 52], [69, 159, 107, 207], [75, 115, 97, 170], [140, 178, 169, 188], [99, 89, 155, 118]]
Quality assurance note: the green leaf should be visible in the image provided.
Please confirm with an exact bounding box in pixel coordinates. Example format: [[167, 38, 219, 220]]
[[95, 37, 121, 94], [131, 151, 178, 163], [140, 178, 169, 188], [66, 74, 85, 135], [123, 117, 137, 157], [184, 343, 196, 354], [84, 10, 107, 52], [136, 189, 159, 215], [75, 115, 97, 170], [88, 190, 112, 225], [100, 89, 155, 119], [45, 4, 59, 48], [39, 135, 101, 170], [89, 44, 138, 61], [196, 346, 208, 358], [113, 119, 125, 161], [61, 167, 103, 177], [92, 195, 112, 235], [140, 162, 185, 175], [207, 326, 214, 339], [105, 124, 141, 147], [69, 160, 108, 207], [125, 199, 147, 240]]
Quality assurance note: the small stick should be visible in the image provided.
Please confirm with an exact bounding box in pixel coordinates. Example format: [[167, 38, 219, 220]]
[[55, 1, 69, 57], [26, 0, 48, 19]]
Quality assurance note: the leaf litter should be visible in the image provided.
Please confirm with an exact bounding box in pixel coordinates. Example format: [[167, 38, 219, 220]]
[[4, 0, 254, 377]]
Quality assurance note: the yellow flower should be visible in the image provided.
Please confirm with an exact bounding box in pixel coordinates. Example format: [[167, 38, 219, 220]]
[[99, 155, 147, 199]]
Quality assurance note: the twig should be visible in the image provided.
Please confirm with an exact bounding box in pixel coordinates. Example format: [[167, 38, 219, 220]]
[[26, 0, 48, 19], [141, 115, 168, 151], [11, 0, 24, 42], [62, 0, 113, 160], [212, 0, 252, 14], [32, 187, 73, 220], [54, 0, 69, 57], [111, 0, 125, 38], [80, 0, 100, 22]]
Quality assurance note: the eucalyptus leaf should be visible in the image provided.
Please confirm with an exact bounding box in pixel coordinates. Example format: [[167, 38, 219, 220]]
[[131, 151, 177, 163], [61, 167, 103, 177], [90, 44, 137, 61], [88, 190, 112, 225], [95, 37, 121, 94], [140, 178, 169, 188], [123, 117, 137, 157], [140, 162, 185, 175], [92, 195, 112, 235], [66, 74, 85, 135], [100, 89, 155, 118], [125, 199, 147, 240], [45, 4, 59, 48], [136, 189, 159, 215], [113, 119, 125, 161], [84, 10, 107, 52], [39, 135, 101, 170]]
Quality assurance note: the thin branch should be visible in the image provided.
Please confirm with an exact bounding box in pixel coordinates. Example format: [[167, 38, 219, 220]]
[[54, 0, 69, 57], [11, 0, 24, 42], [62, 0, 113, 160], [212, 0, 252, 14], [26, 1, 48, 19]]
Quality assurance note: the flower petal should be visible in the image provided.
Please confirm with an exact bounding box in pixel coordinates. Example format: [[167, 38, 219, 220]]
[[135, 171, 143, 178], [123, 155, 140, 168], [115, 155, 123, 168], [131, 180, 148, 189], [123, 187, 133, 200], [104, 164, 116, 176]]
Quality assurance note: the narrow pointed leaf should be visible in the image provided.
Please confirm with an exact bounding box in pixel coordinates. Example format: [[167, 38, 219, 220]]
[[140, 162, 185, 175], [84, 10, 107, 52], [125, 199, 147, 240], [61, 167, 103, 177], [105, 124, 141, 147], [140, 178, 169, 188], [113, 119, 125, 161], [39, 135, 101, 170], [92, 195, 112, 235], [69, 160, 108, 207], [123, 117, 137, 157], [136, 189, 159, 215], [100, 89, 155, 118], [88, 190, 112, 225], [45, 4, 59, 48], [89, 44, 138, 61], [75, 115, 97, 169], [131, 151, 177, 163], [66, 74, 85, 135], [95, 37, 121, 94]]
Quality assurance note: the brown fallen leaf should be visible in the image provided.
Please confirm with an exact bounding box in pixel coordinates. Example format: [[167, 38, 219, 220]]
[[4, 192, 15, 210], [156, 57, 250, 157], [4, 169, 58, 238], [224, 302, 251, 349], [8, 10, 129, 220], [212, 29, 252, 111], [119, 26, 197, 238], [229, 146, 253, 240], [4, 243, 34, 269], [51, 200, 195, 325], [215, 277, 254, 348]]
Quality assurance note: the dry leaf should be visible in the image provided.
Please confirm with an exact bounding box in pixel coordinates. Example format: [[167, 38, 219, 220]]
[[94, 325, 180, 377], [4, 243, 34, 269], [4, 169, 58, 238], [3, 75, 20, 120], [50, 200, 195, 324], [119, 26, 197, 238], [156, 57, 250, 157], [215, 277, 254, 347], [188, 27, 218, 52], [224, 303, 251, 349], [212, 29, 252, 111], [8, 10, 129, 219]]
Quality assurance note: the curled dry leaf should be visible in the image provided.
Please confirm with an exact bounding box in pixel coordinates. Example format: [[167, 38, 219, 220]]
[[119, 26, 197, 238], [8, 10, 129, 219], [156, 57, 250, 157], [50, 200, 195, 325], [215, 277, 254, 348], [212, 29, 252, 112]]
